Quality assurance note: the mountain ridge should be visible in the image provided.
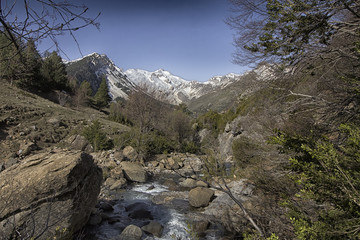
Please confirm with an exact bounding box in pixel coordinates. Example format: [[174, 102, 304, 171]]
[[66, 52, 273, 108]]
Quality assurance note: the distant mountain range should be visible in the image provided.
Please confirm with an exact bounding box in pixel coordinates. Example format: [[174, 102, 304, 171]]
[[66, 52, 275, 112]]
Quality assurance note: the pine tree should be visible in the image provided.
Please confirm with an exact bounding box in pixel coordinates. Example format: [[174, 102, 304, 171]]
[[40, 51, 68, 91], [0, 33, 25, 85], [93, 76, 111, 109], [20, 39, 42, 89]]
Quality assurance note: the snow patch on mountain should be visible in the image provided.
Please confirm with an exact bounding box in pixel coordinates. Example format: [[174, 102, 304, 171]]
[[67, 53, 277, 105]]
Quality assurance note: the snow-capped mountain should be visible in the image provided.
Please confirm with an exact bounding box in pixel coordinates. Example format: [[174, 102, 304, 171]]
[[66, 52, 275, 106], [66, 53, 136, 100], [125, 68, 218, 104]]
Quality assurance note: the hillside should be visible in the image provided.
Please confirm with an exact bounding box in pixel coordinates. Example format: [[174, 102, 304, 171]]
[[0, 83, 128, 162]]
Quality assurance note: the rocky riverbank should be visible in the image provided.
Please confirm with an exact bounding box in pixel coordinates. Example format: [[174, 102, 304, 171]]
[[83, 147, 258, 240]]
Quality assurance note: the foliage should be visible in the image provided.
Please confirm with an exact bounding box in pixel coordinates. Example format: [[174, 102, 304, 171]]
[[196, 109, 237, 135], [181, 140, 200, 154], [270, 124, 360, 239], [73, 80, 93, 107], [109, 101, 131, 125], [21, 39, 43, 89], [93, 76, 111, 109], [228, 0, 360, 64], [40, 51, 68, 91], [132, 130, 176, 157], [82, 120, 113, 151], [232, 136, 263, 168], [168, 110, 193, 145]]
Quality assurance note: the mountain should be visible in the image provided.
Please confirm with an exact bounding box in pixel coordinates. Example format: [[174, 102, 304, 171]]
[[66, 53, 136, 100], [125, 68, 237, 105], [66, 53, 274, 110]]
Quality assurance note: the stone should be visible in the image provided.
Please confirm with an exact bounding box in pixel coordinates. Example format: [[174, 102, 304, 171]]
[[0, 150, 102, 239], [18, 141, 37, 157], [118, 224, 143, 240], [196, 180, 208, 187], [165, 157, 180, 170], [142, 221, 164, 237], [128, 209, 153, 220], [109, 178, 127, 190], [190, 219, 210, 237], [104, 177, 116, 187], [110, 166, 125, 179], [180, 178, 197, 188], [4, 158, 18, 169], [188, 187, 215, 208], [126, 202, 153, 220], [98, 201, 114, 212], [123, 146, 138, 161], [67, 134, 90, 151], [121, 162, 147, 183], [203, 179, 256, 232]]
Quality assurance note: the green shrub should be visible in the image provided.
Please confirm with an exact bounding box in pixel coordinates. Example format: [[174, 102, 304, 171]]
[[181, 141, 200, 154], [232, 136, 263, 168], [270, 124, 360, 239], [82, 120, 113, 151]]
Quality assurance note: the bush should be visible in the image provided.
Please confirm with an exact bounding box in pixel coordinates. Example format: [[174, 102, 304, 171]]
[[82, 120, 113, 151], [232, 136, 263, 168]]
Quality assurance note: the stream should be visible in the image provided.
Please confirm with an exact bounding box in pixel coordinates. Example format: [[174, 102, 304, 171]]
[[82, 177, 225, 240]]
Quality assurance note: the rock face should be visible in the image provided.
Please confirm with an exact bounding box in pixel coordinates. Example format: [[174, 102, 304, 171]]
[[0, 150, 102, 239], [121, 161, 147, 183], [188, 187, 215, 208]]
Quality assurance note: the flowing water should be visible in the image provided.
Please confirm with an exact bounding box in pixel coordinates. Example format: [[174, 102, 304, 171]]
[[83, 181, 195, 240]]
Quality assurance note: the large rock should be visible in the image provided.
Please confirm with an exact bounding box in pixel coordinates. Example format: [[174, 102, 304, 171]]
[[180, 178, 197, 188], [188, 187, 215, 208], [121, 161, 147, 183], [123, 146, 138, 161], [142, 221, 164, 237], [118, 224, 143, 240], [203, 179, 256, 232], [0, 150, 102, 239], [66, 134, 91, 151]]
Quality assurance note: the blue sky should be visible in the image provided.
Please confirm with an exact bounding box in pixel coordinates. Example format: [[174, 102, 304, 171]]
[[39, 0, 248, 82]]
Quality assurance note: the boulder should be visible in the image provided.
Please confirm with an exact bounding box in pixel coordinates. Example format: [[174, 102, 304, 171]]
[[123, 146, 138, 161], [121, 162, 147, 183], [109, 178, 127, 190], [118, 224, 143, 240], [203, 179, 256, 232], [165, 157, 180, 170], [180, 178, 197, 188], [110, 165, 125, 179], [142, 221, 164, 237], [188, 187, 215, 208], [66, 134, 90, 151], [196, 180, 209, 187], [18, 141, 37, 157], [126, 202, 153, 220], [0, 150, 102, 239]]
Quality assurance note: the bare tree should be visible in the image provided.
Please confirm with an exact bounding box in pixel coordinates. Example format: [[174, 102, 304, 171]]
[[0, 0, 100, 56]]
